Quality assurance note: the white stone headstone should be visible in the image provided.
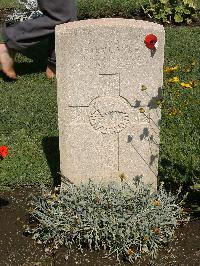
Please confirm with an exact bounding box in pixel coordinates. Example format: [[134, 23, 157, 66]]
[[56, 18, 165, 187]]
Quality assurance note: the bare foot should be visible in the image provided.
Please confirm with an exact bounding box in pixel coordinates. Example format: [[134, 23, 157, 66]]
[[0, 43, 17, 80], [45, 64, 56, 79]]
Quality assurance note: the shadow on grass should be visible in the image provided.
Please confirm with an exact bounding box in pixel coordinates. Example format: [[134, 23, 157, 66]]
[[42, 136, 61, 187], [16, 41, 49, 76], [0, 198, 9, 208], [0, 71, 17, 82], [0, 40, 49, 80], [159, 158, 200, 217], [159, 158, 200, 185], [187, 190, 200, 218]]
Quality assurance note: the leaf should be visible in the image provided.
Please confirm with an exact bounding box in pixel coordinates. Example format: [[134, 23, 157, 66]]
[[190, 183, 200, 191], [183, 0, 196, 8], [174, 14, 184, 23], [160, 0, 169, 4], [183, 9, 191, 15]]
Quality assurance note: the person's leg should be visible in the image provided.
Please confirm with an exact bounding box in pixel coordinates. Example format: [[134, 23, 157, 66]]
[[0, 0, 77, 79], [0, 44, 17, 79], [0, 24, 17, 79], [3, 0, 77, 50], [46, 33, 56, 78]]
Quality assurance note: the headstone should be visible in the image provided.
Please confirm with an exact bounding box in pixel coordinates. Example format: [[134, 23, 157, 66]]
[[56, 18, 165, 187]]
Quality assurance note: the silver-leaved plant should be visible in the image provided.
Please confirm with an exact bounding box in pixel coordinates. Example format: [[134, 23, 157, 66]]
[[26, 178, 189, 263], [6, 0, 43, 22]]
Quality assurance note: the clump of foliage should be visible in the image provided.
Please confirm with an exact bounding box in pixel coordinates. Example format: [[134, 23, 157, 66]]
[[26, 179, 189, 263], [143, 0, 198, 24]]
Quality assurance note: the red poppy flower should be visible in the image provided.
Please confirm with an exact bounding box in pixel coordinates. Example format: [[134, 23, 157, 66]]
[[0, 145, 8, 158], [144, 34, 158, 50]]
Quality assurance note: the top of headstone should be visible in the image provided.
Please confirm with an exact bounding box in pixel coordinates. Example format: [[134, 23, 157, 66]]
[[56, 18, 164, 33]]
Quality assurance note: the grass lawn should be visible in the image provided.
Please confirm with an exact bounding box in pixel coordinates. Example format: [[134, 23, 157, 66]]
[[0, 0, 17, 9], [0, 42, 58, 187], [0, 25, 200, 188], [159, 27, 200, 187]]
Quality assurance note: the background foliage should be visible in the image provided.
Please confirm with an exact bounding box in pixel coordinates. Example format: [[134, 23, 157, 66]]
[[77, 0, 149, 19], [0, 0, 199, 23], [143, 0, 198, 24]]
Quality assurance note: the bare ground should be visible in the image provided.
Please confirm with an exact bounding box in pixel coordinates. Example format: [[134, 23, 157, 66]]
[[0, 187, 200, 266]]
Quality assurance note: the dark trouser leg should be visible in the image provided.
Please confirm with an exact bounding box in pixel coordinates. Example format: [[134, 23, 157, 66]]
[[47, 34, 56, 65], [2, 0, 77, 64]]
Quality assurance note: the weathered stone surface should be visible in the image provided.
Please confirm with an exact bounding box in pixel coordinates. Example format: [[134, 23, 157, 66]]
[[56, 18, 165, 187]]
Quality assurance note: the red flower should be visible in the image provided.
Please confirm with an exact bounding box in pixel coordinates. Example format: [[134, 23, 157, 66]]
[[144, 34, 158, 50], [0, 146, 9, 158]]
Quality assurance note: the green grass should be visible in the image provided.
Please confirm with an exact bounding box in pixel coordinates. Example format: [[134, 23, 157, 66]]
[[0, 0, 17, 9], [0, 42, 58, 187], [159, 27, 200, 187], [197, 0, 200, 9], [0, 27, 200, 188]]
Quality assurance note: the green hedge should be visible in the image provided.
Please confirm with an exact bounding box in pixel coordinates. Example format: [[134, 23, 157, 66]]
[[77, 0, 149, 19], [0, 0, 148, 13], [0, 0, 198, 21], [0, 0, 149, 17]]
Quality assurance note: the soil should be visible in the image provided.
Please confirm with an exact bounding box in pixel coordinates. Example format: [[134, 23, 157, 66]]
[[0, 187, 200, 266]]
